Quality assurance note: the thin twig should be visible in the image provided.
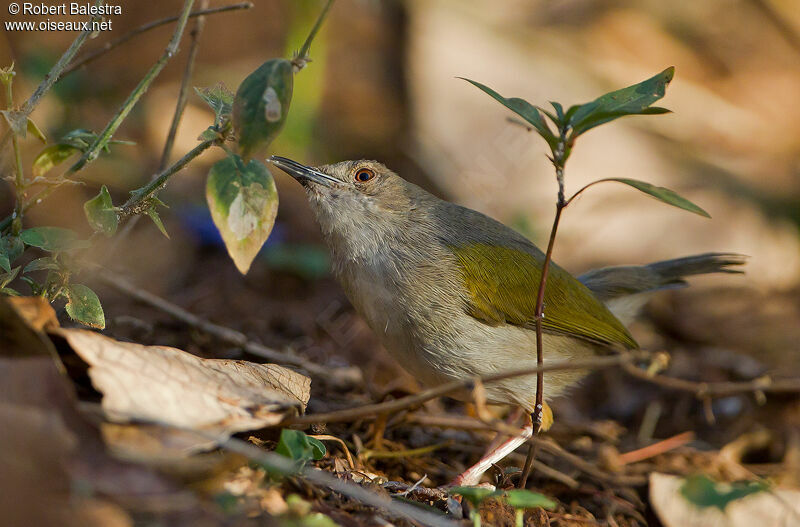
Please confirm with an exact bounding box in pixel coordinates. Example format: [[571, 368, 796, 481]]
[[160, 0, 209, 171], [4, 78, 25, 235], [621, 361, 800, 396], [94, 268, 363, 389], [286, 354, 639, 426], [62, 3, 254, 78], [112, 0, 210, 246], [216, 435, 459, 527], [292, 0, 336, 71], [114, 424, 453, 527], [68, 0, 197, 174], [118, 138, 215, 219], [617, 431, 695, 465], [0, 0, 101, 195], [309, 434, 356, 469], [0, 1, 101, 129]]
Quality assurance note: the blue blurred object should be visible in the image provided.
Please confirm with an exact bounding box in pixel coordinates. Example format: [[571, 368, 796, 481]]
[[177, 205, 287, 248], [176, 205, 328, 279]]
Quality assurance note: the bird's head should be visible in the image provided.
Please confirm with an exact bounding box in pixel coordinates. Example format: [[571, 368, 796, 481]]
[[269, 156, 427, 258]]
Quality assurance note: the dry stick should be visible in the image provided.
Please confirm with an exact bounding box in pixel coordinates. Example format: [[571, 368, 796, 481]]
[[621, 361, 800, 396], [217, 435, 459, 527], [115, 0, 211, 245], [286, 354, 637, 425], [61, 2, 254, 78], [617, 431, 695, 465], [95, 269, 362, 388]]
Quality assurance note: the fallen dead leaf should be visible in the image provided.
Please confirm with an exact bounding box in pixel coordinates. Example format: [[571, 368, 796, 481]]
[[0, 296, 60, 359], [6, 295, 60, 331], [649, 472, 800, 527], [52, 328, 310, 453]]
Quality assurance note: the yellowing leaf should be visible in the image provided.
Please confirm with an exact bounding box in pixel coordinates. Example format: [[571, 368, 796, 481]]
[[206, 154, 278, 274], [26, 118, 47, 143], [33, 144, 79, 178]]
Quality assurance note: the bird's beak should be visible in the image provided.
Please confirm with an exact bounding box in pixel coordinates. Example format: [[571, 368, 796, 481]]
[[268, 155, 338, 187]]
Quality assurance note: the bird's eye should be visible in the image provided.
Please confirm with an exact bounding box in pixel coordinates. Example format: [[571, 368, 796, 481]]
[[355, 168, 374, 182]]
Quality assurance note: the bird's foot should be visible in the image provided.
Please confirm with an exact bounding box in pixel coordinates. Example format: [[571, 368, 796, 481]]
[[447, 414, 534, 487]]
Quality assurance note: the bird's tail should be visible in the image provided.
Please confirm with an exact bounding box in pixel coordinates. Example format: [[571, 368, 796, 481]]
[[578, 253, 747, 325]]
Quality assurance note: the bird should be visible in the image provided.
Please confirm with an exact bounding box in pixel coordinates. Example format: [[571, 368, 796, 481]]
[[269, 155, 745, 486]]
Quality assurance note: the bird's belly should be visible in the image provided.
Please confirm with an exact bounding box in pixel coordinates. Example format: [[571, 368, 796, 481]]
[[342, 266, 596, 409]]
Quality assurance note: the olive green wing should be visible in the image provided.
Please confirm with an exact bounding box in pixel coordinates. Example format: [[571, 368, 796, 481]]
[[449, 243, 638, 349]]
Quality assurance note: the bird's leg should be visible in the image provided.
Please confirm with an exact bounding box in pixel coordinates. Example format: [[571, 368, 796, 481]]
[[479, 406, 525, 454], [449, 412, 533, 487]]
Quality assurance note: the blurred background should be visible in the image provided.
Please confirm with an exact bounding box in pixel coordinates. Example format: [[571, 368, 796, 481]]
[[2, 0, 799, 446]]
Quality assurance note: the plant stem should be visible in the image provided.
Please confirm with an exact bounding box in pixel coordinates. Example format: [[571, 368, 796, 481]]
[[519, 130, 569, 488], [118, 138, 214, 220], [4, 79, 25, 235], [160, 0, 209, 171], [111, 0, 210, 247], [1, 0, 197, 234], [292, 0, 336, 71], [62, 2, 253, 78], [0, 0, 101, 153], [67, 0, 196, 174]]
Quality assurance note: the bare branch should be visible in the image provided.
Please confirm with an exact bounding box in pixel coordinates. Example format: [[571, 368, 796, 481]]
[[62, 2, 254, 78]]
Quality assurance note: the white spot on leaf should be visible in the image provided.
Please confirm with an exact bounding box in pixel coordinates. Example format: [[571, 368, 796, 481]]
[[263, 86, 282, 122]]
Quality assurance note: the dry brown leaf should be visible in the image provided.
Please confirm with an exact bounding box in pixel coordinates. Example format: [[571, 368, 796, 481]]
[[649, 473, 800, 527], [5, 296, 60, 331], [53, 328, 310, 452], [0, 296, 60, 359]]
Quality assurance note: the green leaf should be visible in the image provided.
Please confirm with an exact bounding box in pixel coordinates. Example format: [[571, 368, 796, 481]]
[[83, 185, 118, 236], [450, 486, 502, 507], [680, 474, 768, 511], [60, 128, 99, 151], [20, 227, 90, 252], [0, 266, 20, 289], [26, 118, 47, 143], [145, 206, 170, 239], [0, 236, 23, 273], [1, 287, 21, 296], [601, 178, 710, 217], [206, 154, 279, 274], [275, 429, 326, 462], [33, 144, 80, 178], [233, 58, 294, 159], [503, 490, 557, 510], [198, 126, 219, 142], [195, 83, 234, 125], [64, 283, 105, 329], [21, 276, 43, 295], [568, 67, 674, 136], [23, 257, 60, 273], [460, 78, 557, 148]]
